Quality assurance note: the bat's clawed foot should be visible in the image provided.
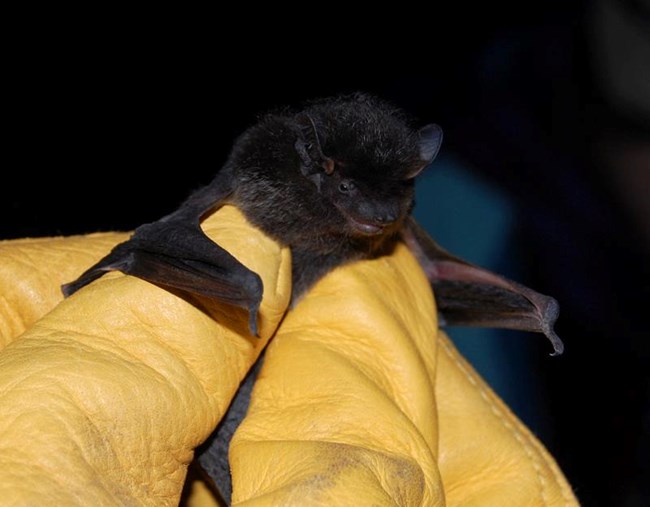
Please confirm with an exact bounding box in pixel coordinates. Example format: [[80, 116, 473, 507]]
[[248, 306, 260, 338], [547, 332, 564, 357], [540, 296, 564, 356], [61, 217, 267, 339]]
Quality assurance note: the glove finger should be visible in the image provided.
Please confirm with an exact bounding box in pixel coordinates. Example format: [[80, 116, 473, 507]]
[[0, 206, 291, 506], [436, 332, 578, 505]]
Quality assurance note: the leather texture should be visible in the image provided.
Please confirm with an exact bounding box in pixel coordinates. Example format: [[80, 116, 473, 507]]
[[0, 206, 577, 506]]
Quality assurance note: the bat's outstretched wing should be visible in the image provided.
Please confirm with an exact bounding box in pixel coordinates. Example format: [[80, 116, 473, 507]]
[[61, 168, 263, 335], [401, 217, 563, 355]]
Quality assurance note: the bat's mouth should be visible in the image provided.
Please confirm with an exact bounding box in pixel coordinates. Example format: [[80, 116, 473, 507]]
[[346, 216, 386, 236]]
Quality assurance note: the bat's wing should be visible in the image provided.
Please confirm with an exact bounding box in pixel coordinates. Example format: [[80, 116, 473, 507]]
[[401, 217, 564, 355], [62, 168, 263, 335]]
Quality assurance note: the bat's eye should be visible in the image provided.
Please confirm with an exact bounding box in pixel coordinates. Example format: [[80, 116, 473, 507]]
[[339, 180, 355, 194]]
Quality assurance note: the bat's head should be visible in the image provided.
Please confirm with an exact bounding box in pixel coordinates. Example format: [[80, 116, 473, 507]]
[[295, 93, 443, 238]]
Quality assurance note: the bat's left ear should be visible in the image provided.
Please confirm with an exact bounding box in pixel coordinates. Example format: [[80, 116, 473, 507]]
[[405, 124, 443, 180], [418, 124, 443, 164], [295, 113, 329, 175]]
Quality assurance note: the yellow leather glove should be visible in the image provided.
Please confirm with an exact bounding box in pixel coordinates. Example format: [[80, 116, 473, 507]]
[[0, 206, 578, 506]]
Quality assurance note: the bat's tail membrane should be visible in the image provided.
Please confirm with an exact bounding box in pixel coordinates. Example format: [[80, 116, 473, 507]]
[[401, 217, 564, 356], [431, 276, 564, 356]]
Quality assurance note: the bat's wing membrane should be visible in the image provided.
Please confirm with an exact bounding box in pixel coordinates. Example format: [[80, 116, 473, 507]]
[[401, 217, 563, 355], [62, 170, 263, 335]]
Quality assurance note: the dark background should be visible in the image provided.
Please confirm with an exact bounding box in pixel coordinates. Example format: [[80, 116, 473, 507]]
[[4, 2, 648, 505]]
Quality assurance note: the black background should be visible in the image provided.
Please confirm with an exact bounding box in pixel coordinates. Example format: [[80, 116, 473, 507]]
[[4, 3, 649, 505]]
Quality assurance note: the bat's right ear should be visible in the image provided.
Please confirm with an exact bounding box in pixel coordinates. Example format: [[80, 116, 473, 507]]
[[418, 124, 443, 165]]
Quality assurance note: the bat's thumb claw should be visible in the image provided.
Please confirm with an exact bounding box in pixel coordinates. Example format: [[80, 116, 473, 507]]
[[548, 331, 564, 356], [248, 305, 260, 338], [541, 297, 564, 356], [61, 268, 108, 297]]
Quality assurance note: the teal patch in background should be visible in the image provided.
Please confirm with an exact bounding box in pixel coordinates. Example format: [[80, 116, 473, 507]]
[[413, 154, 546, 434]]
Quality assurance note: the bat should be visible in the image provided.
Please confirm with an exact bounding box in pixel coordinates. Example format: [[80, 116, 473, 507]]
[[62, 93, 563, 502], [62, 93, 563, 351]]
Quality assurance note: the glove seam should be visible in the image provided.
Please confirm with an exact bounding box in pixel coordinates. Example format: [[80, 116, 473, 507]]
[[438, 336, 563, 506]]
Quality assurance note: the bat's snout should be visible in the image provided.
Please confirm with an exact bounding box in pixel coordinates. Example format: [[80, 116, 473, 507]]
[[347, 213, 398, 236]]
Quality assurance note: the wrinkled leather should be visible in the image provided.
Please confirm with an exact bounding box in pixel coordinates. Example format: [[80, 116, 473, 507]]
[[0, 206, 578, 506], [0, 232, 130, 348], [230, 243, 578, 506], [0, 207, 291, 506]]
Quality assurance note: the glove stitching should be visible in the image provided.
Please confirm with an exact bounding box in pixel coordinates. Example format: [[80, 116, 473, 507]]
[[438, 337, 553, 506]]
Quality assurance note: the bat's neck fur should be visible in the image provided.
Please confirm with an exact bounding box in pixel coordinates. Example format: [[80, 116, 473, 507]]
[[287, 233, 399, 302]]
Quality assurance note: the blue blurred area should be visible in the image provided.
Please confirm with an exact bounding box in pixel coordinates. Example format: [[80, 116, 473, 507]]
[[414, 155, 547, 434]]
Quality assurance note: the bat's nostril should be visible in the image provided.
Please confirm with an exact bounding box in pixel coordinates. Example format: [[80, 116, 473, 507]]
[[376, 213, 397, 224]]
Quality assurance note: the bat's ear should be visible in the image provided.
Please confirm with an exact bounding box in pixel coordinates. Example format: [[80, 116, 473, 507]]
[[405, 124, 443, 180], [418, 124, 443, 165], [295, 114, 328, 174]]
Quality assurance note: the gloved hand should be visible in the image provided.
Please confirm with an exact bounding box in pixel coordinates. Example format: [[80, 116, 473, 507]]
[[0, 206, 578, 506]]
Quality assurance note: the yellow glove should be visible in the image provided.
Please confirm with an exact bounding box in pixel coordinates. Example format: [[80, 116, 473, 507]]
[[0, 206, 578, 506]]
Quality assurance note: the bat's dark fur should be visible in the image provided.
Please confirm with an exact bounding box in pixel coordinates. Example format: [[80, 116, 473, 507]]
[[62, 92, 562, 504], [229, 94, 436, 300]]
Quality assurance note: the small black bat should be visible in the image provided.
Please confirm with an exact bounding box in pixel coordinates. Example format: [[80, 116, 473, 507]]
[[62, 93, 563, 502]]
